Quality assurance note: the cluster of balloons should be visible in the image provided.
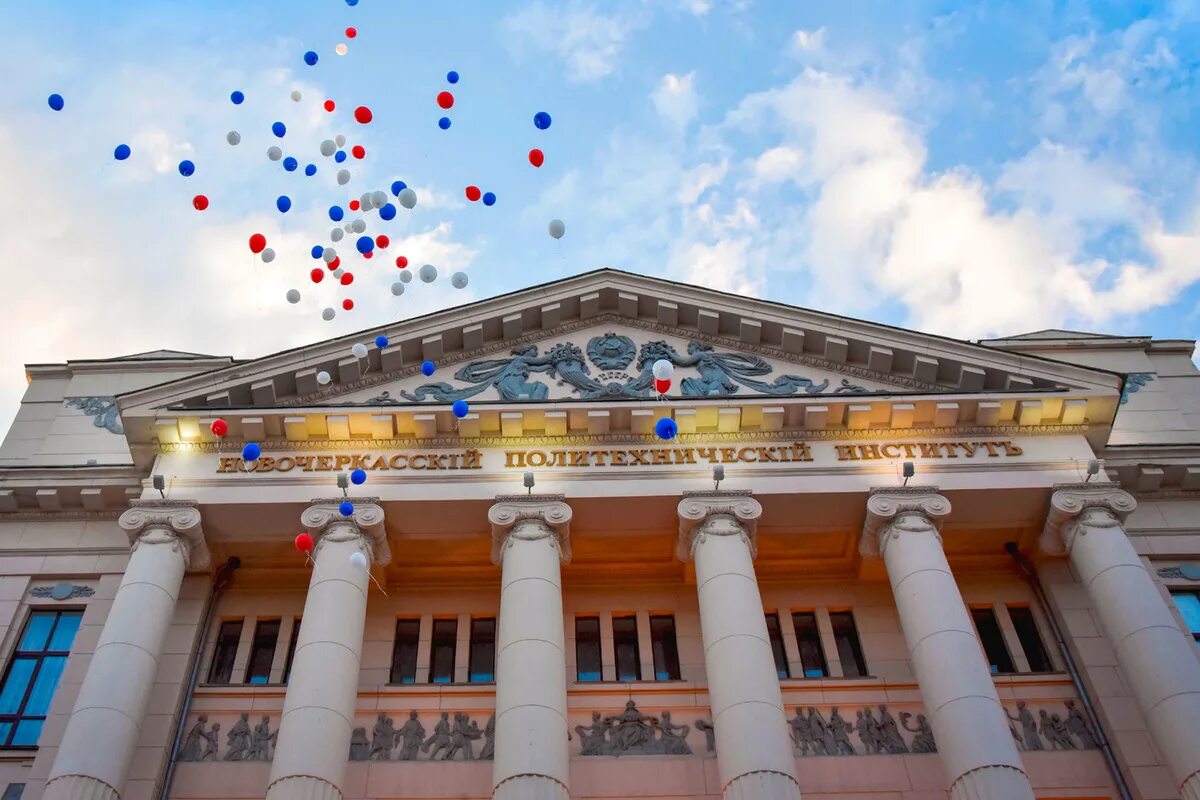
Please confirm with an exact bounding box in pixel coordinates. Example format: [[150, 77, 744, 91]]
[[652, 359, 674, 394], [438, 72, 459, 129], [464, 185, 497, 206]]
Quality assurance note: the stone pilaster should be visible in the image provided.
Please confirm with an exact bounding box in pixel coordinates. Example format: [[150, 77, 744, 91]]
[[678, 491, 801, 800], [266, 499, 387, 800], [489, 496, 572, 800], [863, 488, 1035, 800], [1044, 483, 1200, 800], [44, 501, 208, 800]]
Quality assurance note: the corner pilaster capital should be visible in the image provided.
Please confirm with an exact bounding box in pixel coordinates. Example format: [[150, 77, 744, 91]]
[[676, 490, 763, 561], [1041, 482, 1137, 555], [118, 499, 210, 572], [860, 487, 950, 559], [301, 498, 390, 566], [488, 494, 572, 564]]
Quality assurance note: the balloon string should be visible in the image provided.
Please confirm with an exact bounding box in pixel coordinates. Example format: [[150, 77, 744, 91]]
[[367, 570, 389, 597]]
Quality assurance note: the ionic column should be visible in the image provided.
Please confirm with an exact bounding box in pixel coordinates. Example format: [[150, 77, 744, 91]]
[[862, 489, 1034, 800], [1043, 483, 1200, 799], [488, 495, 572, 800], [677, 491, 801, 800], [44, 501, 210, 800], [266, 499, 388, 800]]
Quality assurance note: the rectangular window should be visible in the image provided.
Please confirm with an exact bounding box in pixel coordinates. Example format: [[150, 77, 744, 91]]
[[791, 612, 828, 678], [829, 610, 868, 677], [244, 619, 280, 685], [429, 619, 457, 684], [0, 609, 81, 747], [469, 618, 496, 683], [1172, 592, 1200, 645], [390, 619, 420, 684], [575, 616, 602, 682], [765, 612, 790, 679], [282, 618, 301, 684], [649, 615, 681, 681], [613, 615, 641, 681], [206, 619, 243, 685], [1007, 606, 1052, 672], [971, 607, 1015, 674]]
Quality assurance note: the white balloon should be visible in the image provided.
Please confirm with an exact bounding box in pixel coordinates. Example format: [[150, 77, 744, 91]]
[[290, 90, 302, 101], [337, 169, 351, 185], [320, 139, 336, 156], [286, 289, 301, 304], [371, 190, 387, 208], [398, 188, 417, 209], [316, 370, 332, 385], [349, 551, 368, 570], [267, 146, 283, 161], [351, 342, 368, 359], [391, 282, 405, 296], [652, 359, 674, 381], [450, 271, 468, 289], [321, 308, 335, 321], [260, 248, 276, 263], [322, 247, 337, 263], [548, 219, 566, 239], [399, 270, 413, 284], [226, 130, 241, 146], [336, 43, 349, 56], [351, 219, 367, 233], [335, 134, 346, 147], [419, 264, 437, 283], [330, 228, 344, 242]]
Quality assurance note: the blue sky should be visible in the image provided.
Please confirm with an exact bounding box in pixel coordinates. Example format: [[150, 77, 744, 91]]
[[1, 1, 1199, 425]]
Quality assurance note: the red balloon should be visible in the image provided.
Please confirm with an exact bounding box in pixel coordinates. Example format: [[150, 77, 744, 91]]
[[465, 185, 481, 202], [375, 234, 389, 248], [248, 233, 266, 253], [437, 91, 454, 110], [342, 298, 355, 311], [345, 26, 357, 39], [192, 194, 209, 211], [323, 99, 336, 112], [328, 256, 341, 270], [654, 378, 671, 394], [362, 251, 373, 260], [354, 105, 373, 124], [528, 148, 544, 168], [310, 268, 325, 283], [349, 199, 360, 211], [294, 532, 314, 553], [351, 144, 366, 159], [210, 418, 228, 437], [395, 255, 408, 268], [340, 272, 354, 286]]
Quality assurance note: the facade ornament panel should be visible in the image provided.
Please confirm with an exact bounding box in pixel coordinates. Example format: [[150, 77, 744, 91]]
[[65, 396, 124, 434], [118, 499, 210, 571], [300, 497, 390, 566], [575, 701, 693, 756], [1157, 564, 1200, 581], [1006, 701, 1098, 752], [30, 583, 95, 601], [1119, 372, 1154, 404], [676, 490, 763, 561], [488, 494, 572, 564], [1040, 482, 1137, 555], [347, 711, 493, 762], [859, 487, 951, 558], [179, 714, 277, 762]]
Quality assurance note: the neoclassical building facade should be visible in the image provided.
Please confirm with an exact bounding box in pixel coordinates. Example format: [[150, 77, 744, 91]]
[[0, 269, 1197, 800]]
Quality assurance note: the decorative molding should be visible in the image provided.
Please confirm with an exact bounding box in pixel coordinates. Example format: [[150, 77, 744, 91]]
[[1041, 482, 1137, 556], [488, 494, 572, 564], [178, 713, 276, 761], [676, 490, 763, 561], [0, 510, 123, 521], [1119, 373, 1154, 405], [1157, 565, 1200, 581], [118, 499, 210, 571], [860, 487, 951, 558], [575, 701, 694, 756], [65, 396, 124, 434], [1006, 700, 1098, 752], [30, 583, 95, 601], [301, 498, 389, 566], [349, 711, 494, 761]]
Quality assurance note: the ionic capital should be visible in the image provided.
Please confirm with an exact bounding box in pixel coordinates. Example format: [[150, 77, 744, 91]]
[[118, 499, 210, 571], [860, 487, 950, 558], [488, 494, 572, 564], [1041, 482, 1137, 555], [301, 498, 390, 566], [676, 490, 763, 561]]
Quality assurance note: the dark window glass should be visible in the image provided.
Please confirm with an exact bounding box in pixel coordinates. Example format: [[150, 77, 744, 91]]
[[971, 607, 1015, 674], [429, 619, 457, 684], [2, 784, 25, 800], [649, 615, 681, 681], [829, 611, 868, 677], [1172, 592, 1200, 644], [575, 616, 602, 682], [613, 615, 641, 681], [1007, 606, 1052, 672], [0, 610, 81, 747], [791, 612, 828, 678], [390, 619, 420, 684], [469, 618, 496, 683], [244, 619, 280, 684], [207, 620, 243, 684], [282, 618, 301, 684], [765, 613, 790, 679]]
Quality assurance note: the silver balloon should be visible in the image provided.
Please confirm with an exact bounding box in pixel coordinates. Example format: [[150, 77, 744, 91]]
[[285, 288, 301, 304], [267, 146, 283, 161], [335, 134, 346, 147], [321, 308, 335, 321], [344, 223, 354, 232], [398, 188, 417, 209], [351, 219, 367, 233], [399, 269, 413, 284], [316, 370, 332, 385], [336, 169, 351, 185], [371, 190, 387, 208], [419, 264, 437, 283], [332, 268, 345, 279], [548, 219, 566, 239], [330, 227, 344, 242], [359, 192, 373, 210], [390, 282, 405, 296], [450, 271, 468, 289], [226, 130, 241, 146], [322, 247, 337, 263], [290, 90, 302, 102], [319, 139, 336, 156], [260, 248, 276, 263], [351, 342, 368, 359]]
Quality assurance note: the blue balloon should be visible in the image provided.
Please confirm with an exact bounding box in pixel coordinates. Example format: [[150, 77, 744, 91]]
[[447, 71, 459, 84], [304, 163, 317, 176], [272, 121, 286, 138], [482, 192, 496, 206], [339, 500, 354, 517], [654, 417, 678, 441], [329, 205, 345, 222], [311, 244, 324, 259], [178, 160, 195, 177], [421, 360, 436, 377], [379, 203, 397, 221], [391, 180, 407, 195], [375, 335, 389, 348], [452, 399, 470, 419], [533, 111, 552, 130], [47, 93, 64, 111], [230, 90, 245, 105], [350, 467, 368, 485], [276, 195, 292, 213], [346, 0, 359, 5], [438, 116, 451, 130], [113, 143, 131, 161], [356, 235, 374, 254], [304, 51, 319, 66], [334, 150, 347, 163], [242, 442, 262, 461], [283, 156, 298, 172]]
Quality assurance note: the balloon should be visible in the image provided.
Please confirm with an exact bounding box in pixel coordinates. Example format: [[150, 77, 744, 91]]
[[452, 399, 469, 418], [335, 150, 347, 163], [399, 269, 413, 283], [283, 156, 298, 172], [352, 342, 368, 359], [391, 180, 407, 195], [391, 282, 405, 296], [359, 192, 373, 210], [329, 205, 345, 222], [342, 298, 355, 311], [320, 139, 336, 156], [48, 93, 65, 111], [655, 417, 678, 441], [192, 195, 209, 211], [210, 418, 228, 436], [335, 43, 348, 56], [438, 116, 451, 130], [310, 267, 325, 283], [351, 219, 367, 233], [395, 255, 408, 268], [242, 442, 261, 462], [329, 256, 341, 269], [371, 190, 387, 208], [447, 71, 460, 84], [272, 121, 286, 138], [261, 248, 276, 263], [356, 235, 374, 254], [320, 247, 336, 263], [290, 90, 302, 102], [352, 144, 366, 159], [324, 99, 336, 112], [529, 148, 545, 167], [305, 163, 317, 176], [354, 106, 373, 124], [465, 185, 481, 202], [346, 26, 358, 38], [226, 131, 241, 145], [113, 144, 131, 160], [349, 551, 368, 570], [337, 169, 351, 185], [548, 219, 565, 239], [339, 500, 354, 517], [317, 370, 332, 384], [249, 233, 267, 253], [375, 335, 389, 348], [267, 146, 283, 161], [398, 188, 417, 209], [451, 272, 468, 289], [304, 50, 318, 66], [276, 195, 292, 213], [375, 234, 389, 248], [482, 192, 496, 206], [419, 264, 437, 283], [177, 160, 195, 177], [652, 359, 674, 381], [230, 90, 245, 105], [336, 134, 347, 147], [332, 268, 345, 279], [294, 533, 313, 553], [322, 307, 336, 321], [379, 203, 397, 221], [654, 377, 671, 394], [346, 0, 359, 5], [341, 272, 354, 286], [534, 111, 552, 130], [421, 361, 436, 376], [286, 288, 301, 304], [350, 467, 367, 484], [331, 228, 344, 242], [437, 91, 454, 109], [362, 251, 373, 260]]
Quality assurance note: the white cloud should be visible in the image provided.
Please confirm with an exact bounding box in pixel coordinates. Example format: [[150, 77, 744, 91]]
[[670, 238, 764, 297], [681, 0, 712, 15], [502, 3, 642, 82], [652, 72, 698, 129], [745, 145, 805, 188], [678, 161, 728, 204], [790, 27, 826, 55]]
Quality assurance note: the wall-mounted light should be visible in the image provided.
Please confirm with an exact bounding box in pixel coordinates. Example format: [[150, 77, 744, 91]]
[[1085, 458, 1100, 482], [901, 461, 915, 487], [337, 472, 349, 496], [712, 464, 725, 491], [523, 471, 535, 495], [152, 474, 166, 499]]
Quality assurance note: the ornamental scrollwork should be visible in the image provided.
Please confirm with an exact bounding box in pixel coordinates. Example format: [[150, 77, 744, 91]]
[[65, 396, 124, 434], [1120, 373, 1154, 404]]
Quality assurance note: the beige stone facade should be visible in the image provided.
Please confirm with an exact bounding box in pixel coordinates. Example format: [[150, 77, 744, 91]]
[[0, 270, 1197, 800]]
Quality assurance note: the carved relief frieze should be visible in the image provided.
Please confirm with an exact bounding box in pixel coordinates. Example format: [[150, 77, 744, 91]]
[[177, 713, 276, 762], [1006, 700, 1098, 752], [347, 711, 494, 762], [65, 396, 124, 434], [574, 701, 694, 756]]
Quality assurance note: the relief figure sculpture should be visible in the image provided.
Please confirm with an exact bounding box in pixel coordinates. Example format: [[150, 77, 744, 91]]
[[658, 711, 692, 755], [396, 711, 426, 761], [876, 705, 909, 754], [1065, 700, 1097, 749], [249, 716, 276, 761], [828, 708, 856, 755], [223, 713, 252, 761], [423, 712, 453, 760], [695, 719, 716, 754], [1008, 702, 1042, 751], [478, 714, 496, 761], [371, 713, 395, 760], [349, 727, 370, 761], [575, 711, 611, 756], [900, 712, 936, 753]]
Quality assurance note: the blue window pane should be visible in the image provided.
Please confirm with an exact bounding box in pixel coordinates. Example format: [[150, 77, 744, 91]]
[[0, 659, 36, 714], [19, 614, 54, 651], [1174, 593, 1200, 634], [247, 674, 268, 685], [49, 614, 81, 652], [24, 657, 66, 716], [803, 668, 825, 678], [11, 719, 43, 746], [0, 722, 11, 744], [577, 670, 601, 682]]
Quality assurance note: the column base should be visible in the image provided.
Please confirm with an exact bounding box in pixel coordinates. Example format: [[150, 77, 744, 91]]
[[724, 770, 802, 800], [1182, 771, 1200, 800], [949, 765, 1036, 800], [493, 774, 570, 800], [265, 775, 343, 800], [41, 775, 119, 800]]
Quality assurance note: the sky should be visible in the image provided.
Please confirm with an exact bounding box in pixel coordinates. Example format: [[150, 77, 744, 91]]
[[2, 0, 1199, 428]]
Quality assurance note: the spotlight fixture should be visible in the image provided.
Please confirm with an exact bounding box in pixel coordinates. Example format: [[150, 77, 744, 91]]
[[713, 464, 725, 491], [523, 471, 536, 495], [1085, 458, 1100, 482], [902, 461, 915, 486], [152, 474, 166, 499], [337, 472, 350, 495]]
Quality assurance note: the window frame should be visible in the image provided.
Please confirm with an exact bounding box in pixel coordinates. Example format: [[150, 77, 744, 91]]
[[612, 614, 642, 682], [574, 615, 602, 683], [206, 619, 244, 685], [970, 606, 1016, 675], [765, 612, 790, 680], [1170, 591, 1200, 645], [791, 611, 828, 679], [468, 617, 497, 684], [243, 618, 281, 685], [649, 614, 682, 681], [0, 608, 83, 749], [1006, 605, 1053, 673], [281, 617, 301, 684], [828, 609, 869, 678], [428, 618, 458, 684], [389, 618, 421, 685]]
